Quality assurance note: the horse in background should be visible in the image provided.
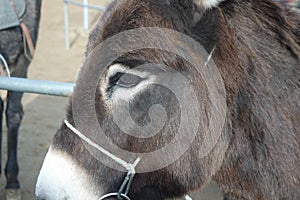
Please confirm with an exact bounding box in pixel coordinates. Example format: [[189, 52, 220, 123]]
[[0, 0, 42, 199]]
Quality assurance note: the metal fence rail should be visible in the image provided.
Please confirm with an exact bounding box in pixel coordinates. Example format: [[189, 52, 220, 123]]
[[63, 0, 107, 49], [0, 77, 74, 97]]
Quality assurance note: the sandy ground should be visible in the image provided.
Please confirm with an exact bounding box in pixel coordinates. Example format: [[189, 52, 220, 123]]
[[0, 0, 222, 199]]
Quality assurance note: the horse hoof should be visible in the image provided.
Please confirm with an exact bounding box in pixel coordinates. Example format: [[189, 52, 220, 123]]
[[6, 189, 21, 200]]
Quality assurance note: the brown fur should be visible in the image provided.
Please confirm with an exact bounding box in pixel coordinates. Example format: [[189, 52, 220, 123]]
[[51, 0, 299, 199]]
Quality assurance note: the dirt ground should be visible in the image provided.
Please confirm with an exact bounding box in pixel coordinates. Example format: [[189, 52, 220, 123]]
[[0, 0, 222, 199]]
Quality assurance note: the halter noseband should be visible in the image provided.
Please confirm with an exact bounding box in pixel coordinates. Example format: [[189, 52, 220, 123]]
[[64, 120, 140, 200]]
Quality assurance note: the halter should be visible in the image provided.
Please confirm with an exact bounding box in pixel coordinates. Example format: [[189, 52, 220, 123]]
[[64, 120, 192, 200]]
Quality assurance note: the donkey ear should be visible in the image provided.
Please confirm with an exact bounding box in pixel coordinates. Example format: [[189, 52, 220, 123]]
[[193, 0, 224, 9]]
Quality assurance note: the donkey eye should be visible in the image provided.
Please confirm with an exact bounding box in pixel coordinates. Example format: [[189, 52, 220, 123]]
[[116, 73, 143, 88], [109, 72, 124, 86]]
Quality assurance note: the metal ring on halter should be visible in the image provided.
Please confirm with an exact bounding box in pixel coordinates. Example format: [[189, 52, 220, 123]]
[[99, 193, 131, 200]]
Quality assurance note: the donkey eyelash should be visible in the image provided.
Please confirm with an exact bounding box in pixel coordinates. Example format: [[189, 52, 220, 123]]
[[109, 72, 125, 87]]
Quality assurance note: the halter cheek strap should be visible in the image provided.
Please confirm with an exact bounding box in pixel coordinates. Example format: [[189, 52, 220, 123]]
[[64, 120, 140, 200]]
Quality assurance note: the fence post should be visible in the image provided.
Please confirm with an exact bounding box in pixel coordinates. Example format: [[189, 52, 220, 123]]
[[83, 0, 89, 30], [64, 0, 70, 49]]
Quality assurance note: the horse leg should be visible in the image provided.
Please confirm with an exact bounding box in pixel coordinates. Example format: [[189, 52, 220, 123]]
[[5, 90, 24, 189], [5, 54, 28, 199], [0, 98, 3, 177], [5, 90, 23, 200]]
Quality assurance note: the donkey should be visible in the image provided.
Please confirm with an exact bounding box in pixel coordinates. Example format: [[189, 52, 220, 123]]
[[36, 0, 299, 199], [0, 0, 41, 198]]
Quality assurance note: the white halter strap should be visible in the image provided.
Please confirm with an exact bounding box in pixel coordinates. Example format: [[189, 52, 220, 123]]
[[64, 120, 140, 170]]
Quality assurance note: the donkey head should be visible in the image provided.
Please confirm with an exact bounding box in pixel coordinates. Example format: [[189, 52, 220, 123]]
[[36, 1, 229, 199]]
